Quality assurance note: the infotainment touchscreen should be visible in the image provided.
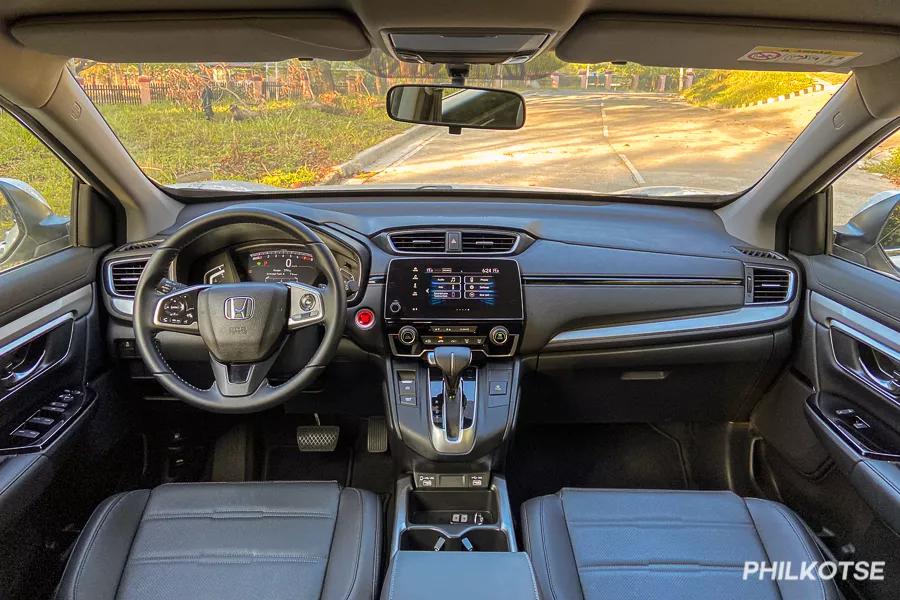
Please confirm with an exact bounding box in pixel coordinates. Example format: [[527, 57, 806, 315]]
[[385, 258, 523, 320]]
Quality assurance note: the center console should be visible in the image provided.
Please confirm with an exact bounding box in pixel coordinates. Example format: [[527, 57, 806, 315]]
[[383, 258, 524, 460], [381, 260, 535, 599]]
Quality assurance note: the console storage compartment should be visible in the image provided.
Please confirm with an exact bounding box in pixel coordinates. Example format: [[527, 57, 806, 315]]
[[383, 551, 538, 600], [407, 489, 499, 525]]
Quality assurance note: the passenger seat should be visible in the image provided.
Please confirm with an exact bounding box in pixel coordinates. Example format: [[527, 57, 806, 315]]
[[521, 489, 841, 600]]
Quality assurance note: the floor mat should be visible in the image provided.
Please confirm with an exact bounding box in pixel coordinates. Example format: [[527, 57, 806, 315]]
[[505, 423, 688, 514], [263, 445, 352, 484]]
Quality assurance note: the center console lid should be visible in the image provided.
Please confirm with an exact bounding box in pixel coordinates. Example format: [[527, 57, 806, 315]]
[[383, 551, 539, 600]]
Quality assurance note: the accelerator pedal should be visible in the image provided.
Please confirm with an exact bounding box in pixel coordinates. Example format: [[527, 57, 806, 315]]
[[367, 417, 388, 453], [296, 416, 339, 452]]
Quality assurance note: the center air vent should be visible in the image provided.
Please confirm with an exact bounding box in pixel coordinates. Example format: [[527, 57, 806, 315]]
[[387, 229, 520, 254], [109, 259, 147, 297], [749, 267, 793, 304], [388, 231, 447, 253], [461, 231, 518, 253]]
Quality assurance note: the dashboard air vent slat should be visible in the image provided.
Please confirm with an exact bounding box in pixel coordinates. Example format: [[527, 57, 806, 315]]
[[389, 232, 446, 253], [461, 232, 518, 253], [750, 268, 792, 304], [734, 246, 785, 261], [109, 260, 148, 297], [116, 239, 163, 252]]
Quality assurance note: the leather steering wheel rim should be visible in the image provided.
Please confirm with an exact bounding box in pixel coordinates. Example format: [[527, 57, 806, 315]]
[[133, 207, 347, 413]]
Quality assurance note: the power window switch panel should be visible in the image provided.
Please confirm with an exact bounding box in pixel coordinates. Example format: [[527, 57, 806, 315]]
[[27, 416, 56, 427], [12, 428, 41, 440], [41, 405, 66, 414]]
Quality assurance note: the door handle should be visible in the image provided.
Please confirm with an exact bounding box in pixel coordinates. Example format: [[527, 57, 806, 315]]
[[831, 321, 900, 397]]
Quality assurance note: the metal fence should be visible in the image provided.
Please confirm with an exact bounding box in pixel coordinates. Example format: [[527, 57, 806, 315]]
[[81, 85, 142, 105]]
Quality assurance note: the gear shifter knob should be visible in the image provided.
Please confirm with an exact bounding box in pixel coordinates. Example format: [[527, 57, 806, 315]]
[[432, 346, 472, 398]]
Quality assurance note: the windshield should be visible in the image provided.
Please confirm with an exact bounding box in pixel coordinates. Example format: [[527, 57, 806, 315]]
[[71, 55, 847, 198]]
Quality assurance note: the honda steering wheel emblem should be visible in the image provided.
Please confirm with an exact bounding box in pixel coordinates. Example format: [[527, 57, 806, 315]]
[[224, 297, 254, 320]]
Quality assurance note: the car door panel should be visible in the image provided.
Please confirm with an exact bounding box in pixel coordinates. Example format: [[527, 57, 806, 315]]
[[798, 253, 900, 534]]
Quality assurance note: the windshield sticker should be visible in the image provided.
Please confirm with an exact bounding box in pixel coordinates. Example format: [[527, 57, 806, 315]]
[[737, 46, 861, 67]]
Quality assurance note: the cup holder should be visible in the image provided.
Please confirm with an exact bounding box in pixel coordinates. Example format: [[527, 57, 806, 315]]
[[399, 527, 510, 552]]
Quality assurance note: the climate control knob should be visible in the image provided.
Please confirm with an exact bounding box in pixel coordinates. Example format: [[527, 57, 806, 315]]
[[489, 326, 510, 346], [398, 326, 418, 345]]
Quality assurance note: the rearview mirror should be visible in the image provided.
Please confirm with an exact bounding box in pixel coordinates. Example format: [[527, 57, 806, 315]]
[[386, 85, 525, 131]]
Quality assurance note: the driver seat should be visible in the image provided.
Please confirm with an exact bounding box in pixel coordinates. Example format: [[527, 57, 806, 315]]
[[54, 482, 381, 600]]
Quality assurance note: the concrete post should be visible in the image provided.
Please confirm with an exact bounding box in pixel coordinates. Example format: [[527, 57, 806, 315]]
[[631, 74, 640, 91], [252, 74, 263, 98], [604, 70, 613, 90], [684, 69, 695, 89], [346, 75, 356, 95], [138, 75, 151, 105], [658, 74, 667, 91], [551, 73, 560, 88], [579, 70, 587, 89]]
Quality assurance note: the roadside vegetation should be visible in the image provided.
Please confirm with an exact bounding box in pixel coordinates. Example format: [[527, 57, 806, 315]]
[[864, 147, 900, 184], [97, 95, 407, 188], [683, 70, 848, 107]]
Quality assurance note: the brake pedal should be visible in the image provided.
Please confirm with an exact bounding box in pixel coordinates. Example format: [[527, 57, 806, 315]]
[[296, 425, 339, 452], [367, 417, 388, 453]]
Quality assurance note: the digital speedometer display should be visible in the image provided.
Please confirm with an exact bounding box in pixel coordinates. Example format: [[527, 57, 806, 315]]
[[242, 248, 317, 283]]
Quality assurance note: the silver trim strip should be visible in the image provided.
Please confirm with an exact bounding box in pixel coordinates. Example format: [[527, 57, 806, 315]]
[[0, 284, 92, 348], [547, 305, 791, 348], [809, 292, 900, 355], [0, 312, 74, 359], [523, 276, 742, 286]]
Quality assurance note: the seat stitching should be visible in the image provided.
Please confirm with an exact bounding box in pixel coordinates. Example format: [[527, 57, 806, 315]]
[[578, 564, 750, 571], [565, 520, 753, 527], [741, 498, 781, 600], [524, 555, 541, 600], [558, 492, 587, 600], [539, 496, 561, 600], [387, 553, 399, 600], [73, 492, 131, 600], [521, 503, 531, 553], [147, 509, 336, 515], [131, 552, 328, 560], [128, 557, 326, 565], [767, 501, 827, 600], [341, 488, 364, 600], [143, 512, 336, 520], [161, 480, 338, 486]]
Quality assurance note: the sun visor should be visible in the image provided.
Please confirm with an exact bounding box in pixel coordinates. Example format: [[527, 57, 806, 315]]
[[556, 15, 900, 71], [9, 12, 372, 62]]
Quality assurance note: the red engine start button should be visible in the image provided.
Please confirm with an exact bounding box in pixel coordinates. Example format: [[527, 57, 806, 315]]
[[355, 308, 375, 330]]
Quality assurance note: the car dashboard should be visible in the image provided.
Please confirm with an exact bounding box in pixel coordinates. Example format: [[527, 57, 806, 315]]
[[100, 194, 800, 424]]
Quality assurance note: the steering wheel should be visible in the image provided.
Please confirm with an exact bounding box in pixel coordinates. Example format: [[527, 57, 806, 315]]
[[133, 207, 347, 413]]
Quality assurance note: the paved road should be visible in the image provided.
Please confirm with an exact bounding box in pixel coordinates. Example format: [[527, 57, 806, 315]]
[[361, 90, 892, 223]]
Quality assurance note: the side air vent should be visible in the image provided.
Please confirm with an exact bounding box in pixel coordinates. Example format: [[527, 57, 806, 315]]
[[461, 231, 518, 253], [388, 231, 447, 253], [116, 239, 163, 252], [734, 246, 785, 261], [109, 259, 147, 297], [749, 267, 793, 304]]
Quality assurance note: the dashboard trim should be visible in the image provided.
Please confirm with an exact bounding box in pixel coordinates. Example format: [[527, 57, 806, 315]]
[[546, 304, 791, 350], [523, 276, 743, 286]]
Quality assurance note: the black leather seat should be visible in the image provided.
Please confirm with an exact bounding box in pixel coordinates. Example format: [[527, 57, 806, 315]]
[[522, 488, 842, 600], [55, 482, 381, 600]]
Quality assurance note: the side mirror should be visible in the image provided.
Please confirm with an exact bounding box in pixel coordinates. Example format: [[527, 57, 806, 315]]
[[833, 191, 900, 275], [0, 179, 69, 268], [386, 85, 525, 132]]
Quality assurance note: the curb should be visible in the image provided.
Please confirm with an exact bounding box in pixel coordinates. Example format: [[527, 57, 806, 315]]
[[732, 84, 840, 109], [320, 125, 437, 185]]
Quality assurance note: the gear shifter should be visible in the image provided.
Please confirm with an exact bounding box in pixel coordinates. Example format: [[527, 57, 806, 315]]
[[432, 346, 472, 439]]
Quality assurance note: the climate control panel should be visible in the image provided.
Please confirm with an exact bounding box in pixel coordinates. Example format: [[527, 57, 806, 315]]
[[386, 322, 522, 358]]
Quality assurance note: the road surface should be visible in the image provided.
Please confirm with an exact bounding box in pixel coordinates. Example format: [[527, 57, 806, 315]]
[[359, 89, 892, 224]]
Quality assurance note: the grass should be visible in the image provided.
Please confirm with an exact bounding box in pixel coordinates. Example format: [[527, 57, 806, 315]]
[[683, 70, 848, 107], [864, 147, 900, 184], [96, 97, 408, 188]]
